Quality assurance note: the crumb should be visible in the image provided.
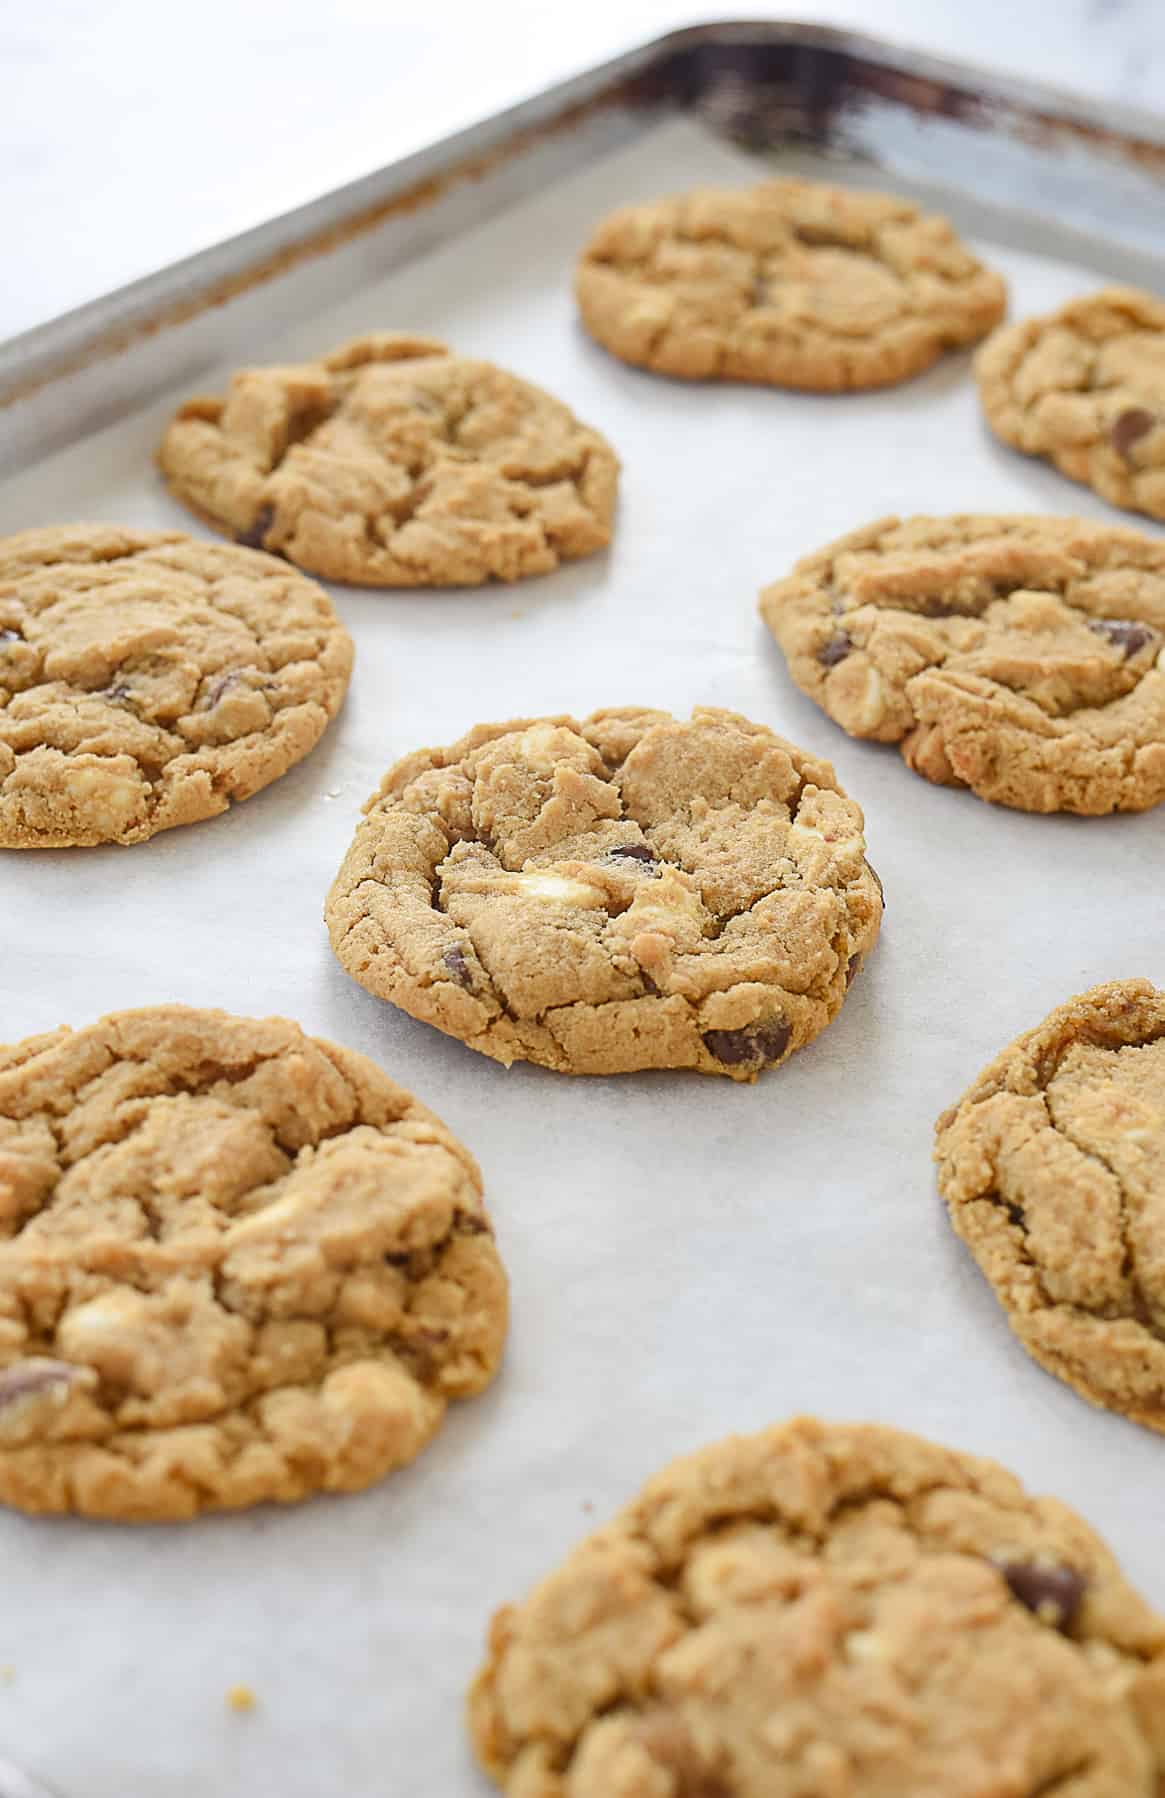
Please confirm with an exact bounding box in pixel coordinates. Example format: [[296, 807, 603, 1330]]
[[581, 1500, 594, 1514], [226, 1684, 257, 1713], [509, 609, 524, 620], [0, 1665, 14, 1684]]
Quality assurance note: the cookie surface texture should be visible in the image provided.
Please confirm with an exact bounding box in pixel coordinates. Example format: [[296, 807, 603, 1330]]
[[158, 333, 619, 586], [575, 179, 1006, 390], [468, 1415, 1165, 1797], [936, 978, 1165, 1435], [326, 706, 882, 1080], [0, 524, 353, 847], [0, 1005, 507, 1520], [759, 513, 1165, 814], [976, 287, 1165, 520]]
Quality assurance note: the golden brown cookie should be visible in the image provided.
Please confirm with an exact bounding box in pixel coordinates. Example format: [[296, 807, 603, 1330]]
[[325, 706, 882, 1081], [468, 1416, 1165, 1797], [575, 179, 1006, 390], [936, 979, 1165, 1436], [976, 288, 1165, 521], [0, 524, 353, 847], [0, 1005, 508, 1520], [158, 333, 619, 586], [759, 513, 1165, 814]]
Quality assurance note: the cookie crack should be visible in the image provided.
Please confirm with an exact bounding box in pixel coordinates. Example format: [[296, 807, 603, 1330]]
[[978, 1188, 1059, 1310], [1030, 1021, 1165, 1101], [1025, 1759, 1097, 1796], [1041, 1099, 1161, 1338]]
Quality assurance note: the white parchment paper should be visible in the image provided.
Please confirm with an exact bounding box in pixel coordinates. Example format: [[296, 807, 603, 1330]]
[[0, 117, 1162, 1798]]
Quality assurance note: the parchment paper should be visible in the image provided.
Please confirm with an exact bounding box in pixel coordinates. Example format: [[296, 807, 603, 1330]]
[[0, 116, 1162, 1798]]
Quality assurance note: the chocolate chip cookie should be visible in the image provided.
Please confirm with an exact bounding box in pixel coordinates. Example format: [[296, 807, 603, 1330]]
[[759, 514, 1165, 814], [469, 1416, 1165, 1797], [325, 706, 882, 1080], [158, 333, 619, 586], [936, 979, 1165, 1437], [0, 1005, 507, 1520], [976, 288, 1165, 521], [575, 179, 1006, 390], [0, 524, 353, 847]]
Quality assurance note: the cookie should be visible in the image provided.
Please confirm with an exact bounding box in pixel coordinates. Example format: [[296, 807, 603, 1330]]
[[936, 978, 1165, 1436], [468, 1415, 1165, 1796], [158, 333, 619, 587], [759, 513, 1165, 814], [575, 179, 1005, 390], [325, 706, 882, 1081], [976, 287, 1165, 521], [0, 524, 353, 848], [0, 1005, 507, 1521]]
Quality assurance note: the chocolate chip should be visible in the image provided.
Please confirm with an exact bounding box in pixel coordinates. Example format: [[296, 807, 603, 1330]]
[[702, 1018, 792, 1068], [846, 953, 861, 988], [0, 628, 20, 643], [236, 505, 276, 551], [1088, 617, 1154, 659], [0, 1360, 78, 1411], [993, 1558, 1086, 1632], [608, 844, 655, 864], [817, 631, 853, 668], [201, 670, 241, 710], [443, 945, 473, 987], [1110, 407, 1155, 460], [1004, 1199, 1025, 1227]]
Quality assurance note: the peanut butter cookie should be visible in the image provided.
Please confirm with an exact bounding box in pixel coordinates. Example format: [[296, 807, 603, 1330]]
[[0, 524, 353, 847], [325, 706, 882, 1080], [575, 179, 1005, 390], [0, 1005, 507, 1520], [976, 288, 1165, 521], [158, 333, 619, 586], [759, 514, 1165, 814], [936, 979, 1165, 1436], [469, 1416, 1165, 1797]]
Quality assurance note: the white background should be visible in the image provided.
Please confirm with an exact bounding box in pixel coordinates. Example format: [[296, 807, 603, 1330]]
[[2, 0, 1164, 343]]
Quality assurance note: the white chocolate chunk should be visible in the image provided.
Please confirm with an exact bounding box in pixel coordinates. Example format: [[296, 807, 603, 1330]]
[[64, 763, 146, 830], [455, 868, 608, 907], [58, 1290, 145, 1347], [512, 872, 607, 906]]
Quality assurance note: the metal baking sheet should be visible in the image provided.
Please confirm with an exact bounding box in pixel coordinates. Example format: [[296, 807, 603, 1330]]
[[1, 25, 1164, 1798]]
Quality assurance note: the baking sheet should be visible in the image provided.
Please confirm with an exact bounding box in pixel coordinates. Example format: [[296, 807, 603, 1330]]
[[1, 112, 1163, 1798]]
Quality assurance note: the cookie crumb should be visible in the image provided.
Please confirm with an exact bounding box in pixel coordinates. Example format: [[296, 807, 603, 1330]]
[[0, 1665, 15, 1684], [227, 1684, 257, 1713]]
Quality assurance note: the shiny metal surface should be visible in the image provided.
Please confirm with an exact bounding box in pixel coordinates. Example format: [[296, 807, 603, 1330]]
[[2, 16, 1165, 469]]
